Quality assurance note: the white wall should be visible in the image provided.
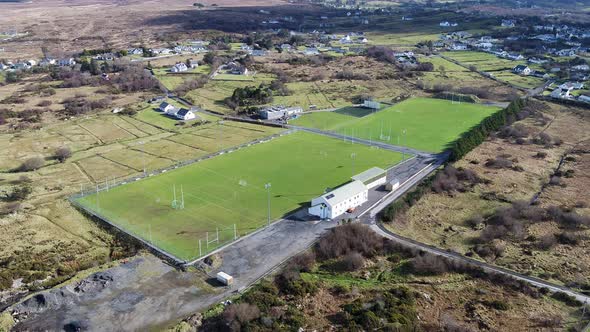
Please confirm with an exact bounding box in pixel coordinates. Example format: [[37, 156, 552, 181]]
[[365, 176, 386, 190]]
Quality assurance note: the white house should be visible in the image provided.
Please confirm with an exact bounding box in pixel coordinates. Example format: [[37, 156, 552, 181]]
[[501, 19, 516, 27], [159, 102, 175, 113], [450, 43, 468, 51], [475, 42, 493, 49], [308, 180, 368, 220], [128, 48, 143, 55], [258, 106, 303, 120], [171, 62, 188, 73], [551, 87, 573, 99], [304, 47, 320, 56], [440, 21, 458, 27], [512, 65, 531, 76], [572, 64, 590, 71], [555, 49, 576, 57], [39, 58, 56, 66], [59, 58, 76, 67], [578, 95, 590, 103], [175, 108, 197, 121], [351, 167, 387, 190]]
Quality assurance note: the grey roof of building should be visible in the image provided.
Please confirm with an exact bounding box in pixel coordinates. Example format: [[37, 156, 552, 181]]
[[176, 108, 190, 116], [313, 180, 367, 206], [352, 167, 386, 184]]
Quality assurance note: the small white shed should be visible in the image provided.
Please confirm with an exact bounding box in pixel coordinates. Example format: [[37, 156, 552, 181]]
[[217, 272, 234, 286]]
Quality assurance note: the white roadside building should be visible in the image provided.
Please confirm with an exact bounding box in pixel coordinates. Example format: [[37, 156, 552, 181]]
[[308, 180, 368, 220], [351, 167, 387, 189]]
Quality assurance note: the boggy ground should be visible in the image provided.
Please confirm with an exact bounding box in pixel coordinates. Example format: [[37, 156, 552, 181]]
[[385, 100, 590, 288], [191, 224, 586, 332]]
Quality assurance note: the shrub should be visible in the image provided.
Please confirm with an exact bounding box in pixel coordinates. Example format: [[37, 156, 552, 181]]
[[5, 184, 32, 202], [315, 224, 386, 259], [274, 270, 317, 297], [223, 303, 260, 325], [410, 253, 448, 275], [486, 299, 510, 310], [334, 70, 370, 80], [551, 292, 583, 307], [54, 146, 72, 163], [341, 251, 365, 271], [289, 252, 315, 272], [534, 151, 547, 159], [474, 242, 505, 259], [556, 232, 580, 245], [37, 100, 52, 107], [484, 157, 513, 169], [18, 157, 44, 172], [1, 202, 21, 215], [532, 132, 553, 146], [432, 166, 481, 194], [534, 315, 563, 328], [466, 215, 484, 228], [537, 234, 557, 250]]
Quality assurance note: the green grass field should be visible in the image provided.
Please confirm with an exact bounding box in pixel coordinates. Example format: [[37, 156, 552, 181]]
[[290, 98, 501, 153], [441, 51, 547, 88], [75, 131, 402, 260]]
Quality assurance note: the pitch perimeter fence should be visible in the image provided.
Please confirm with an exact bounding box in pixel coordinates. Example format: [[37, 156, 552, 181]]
[[70, 129, 297, 265]]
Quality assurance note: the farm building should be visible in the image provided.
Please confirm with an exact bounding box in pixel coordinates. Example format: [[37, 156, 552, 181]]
[[308, 180, 368, 219], [175, 108, 198, 121], [351, 167, 387, 189], [259, 106, 303, 120]]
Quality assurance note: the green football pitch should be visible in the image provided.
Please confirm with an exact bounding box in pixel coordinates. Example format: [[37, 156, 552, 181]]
[[290, 98, 501, 153], [75, 131, 402, 261]]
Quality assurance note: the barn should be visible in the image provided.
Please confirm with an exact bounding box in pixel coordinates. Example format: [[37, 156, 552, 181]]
[[308, 180, 368, 220]]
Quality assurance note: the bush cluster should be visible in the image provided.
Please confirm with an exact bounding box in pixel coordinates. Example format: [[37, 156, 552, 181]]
[[432, 165, 483, 194]]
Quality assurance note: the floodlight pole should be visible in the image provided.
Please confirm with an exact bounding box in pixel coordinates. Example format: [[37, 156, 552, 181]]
[[351, 153, 357, 176], [181, 184, 185, 209], [96, 184, 100, 210], [234, 223, 237, 240], [402, 129, 407, 161], [199, 239, 202, 256], [265, 183, 272, 226]]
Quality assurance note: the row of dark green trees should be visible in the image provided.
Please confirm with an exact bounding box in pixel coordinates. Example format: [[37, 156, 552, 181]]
[[450, 98, 527, 161]]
